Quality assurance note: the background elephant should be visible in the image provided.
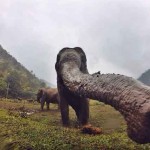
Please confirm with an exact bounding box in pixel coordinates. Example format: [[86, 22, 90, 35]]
[[37, 88, 60, 110], [55, 47, 150, 144]]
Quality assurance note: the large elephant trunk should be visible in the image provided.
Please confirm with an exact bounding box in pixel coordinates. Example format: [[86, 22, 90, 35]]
[[56, 47, 150, 144]]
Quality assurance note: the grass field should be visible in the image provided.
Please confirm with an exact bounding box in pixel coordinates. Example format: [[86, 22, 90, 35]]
[[0, 98, 150, 150]]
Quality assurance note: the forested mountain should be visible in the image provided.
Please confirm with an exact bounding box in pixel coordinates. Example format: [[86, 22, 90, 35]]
[[0, 45, 47, 99], [138, 69, 150, 86]]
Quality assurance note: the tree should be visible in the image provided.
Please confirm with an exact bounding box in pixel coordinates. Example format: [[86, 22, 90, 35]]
[[0, 78, 7, 97], [6, 71, 22, 98], [40, 81, 46, 88]]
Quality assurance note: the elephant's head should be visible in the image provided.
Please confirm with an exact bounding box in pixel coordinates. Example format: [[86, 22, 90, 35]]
[[37, 89, 44, 103], [55, 47, 88, 77], [55, 47, 150, 144]]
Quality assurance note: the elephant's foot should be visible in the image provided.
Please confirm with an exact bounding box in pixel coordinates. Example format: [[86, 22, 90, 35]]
[[81, 124, 102, 135], [62, 120, 70, 127], [63, 123, 70, 127]]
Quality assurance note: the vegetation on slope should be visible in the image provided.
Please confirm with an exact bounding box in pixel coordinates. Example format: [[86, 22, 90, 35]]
[[0, 45, 46, 99]]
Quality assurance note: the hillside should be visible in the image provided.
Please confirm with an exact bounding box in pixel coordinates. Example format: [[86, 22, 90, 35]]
[[0, 45, 47, 99], [138, 69, 150, 86]]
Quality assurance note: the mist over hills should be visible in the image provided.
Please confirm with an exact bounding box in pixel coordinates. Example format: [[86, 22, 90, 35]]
[[138, 69, 150, 86], [0, 43, 149, 99], [0, 45, 50, 99], [40, 79, 56, 88]]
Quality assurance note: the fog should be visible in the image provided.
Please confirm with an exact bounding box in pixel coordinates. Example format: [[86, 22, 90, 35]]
[[0, 0, 150, 85]]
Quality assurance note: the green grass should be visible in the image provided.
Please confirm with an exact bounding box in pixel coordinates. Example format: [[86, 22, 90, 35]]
[[0, 99, 150, 150]]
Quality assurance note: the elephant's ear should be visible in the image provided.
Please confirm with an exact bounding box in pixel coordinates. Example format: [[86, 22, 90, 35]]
[[55, 47, 70, 73], [55, 54, 60, 72], [74, 47, 89, 74]]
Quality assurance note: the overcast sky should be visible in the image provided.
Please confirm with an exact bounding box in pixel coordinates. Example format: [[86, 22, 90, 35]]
[[0, 0, 150, 85]]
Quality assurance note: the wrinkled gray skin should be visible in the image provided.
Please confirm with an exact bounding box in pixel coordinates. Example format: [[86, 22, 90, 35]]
[[55, 47, 150, 144], [37, 88, 60, 110]]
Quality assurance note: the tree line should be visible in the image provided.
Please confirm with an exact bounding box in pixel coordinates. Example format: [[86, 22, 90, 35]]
[[0, 45, 46, 99]]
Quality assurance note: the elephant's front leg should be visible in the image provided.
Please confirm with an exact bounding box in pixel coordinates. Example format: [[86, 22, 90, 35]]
[[60, 96, 69, 126], [78, 98, 89, 126], [40, 95, 46, 110], [41, 99, 45, 110], [46, 102, 50, 110]]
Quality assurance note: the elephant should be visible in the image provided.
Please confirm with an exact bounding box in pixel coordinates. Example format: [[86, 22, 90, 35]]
[[55, 48, 90, 127], [55, 47, 150, 144], [37, 88, 60, 110]]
